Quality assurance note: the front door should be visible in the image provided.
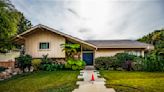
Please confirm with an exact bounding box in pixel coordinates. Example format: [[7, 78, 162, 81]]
[[82, 52, 93, 65]]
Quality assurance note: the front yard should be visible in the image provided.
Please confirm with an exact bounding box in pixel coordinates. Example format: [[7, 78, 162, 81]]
[[101, 71, 164, 92], [0, 71, 79, 92]]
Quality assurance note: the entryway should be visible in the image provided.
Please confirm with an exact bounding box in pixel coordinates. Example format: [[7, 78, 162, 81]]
[[82, 51, 93, 65]]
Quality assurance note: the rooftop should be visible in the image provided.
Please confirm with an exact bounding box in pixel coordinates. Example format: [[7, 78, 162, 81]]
[[86, 40, 154, 49]]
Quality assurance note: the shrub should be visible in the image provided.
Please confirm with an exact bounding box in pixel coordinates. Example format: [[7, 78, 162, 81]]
[[115, 53, 137, 71], [95, 57, 113, 70], [40, 62, 65, 71], [41, 54, 52, 63], [65, 59, 86, 70], [0, 66, 6, 73], [32, 59, 42, 71], [40, 54, 65, 71], [95, 53, 140, 71], [15, 54, 32, 72], [142, 50, 164, 72]]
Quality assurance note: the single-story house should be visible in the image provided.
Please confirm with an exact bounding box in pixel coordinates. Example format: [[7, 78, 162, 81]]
[[14, 24, 154, 65]]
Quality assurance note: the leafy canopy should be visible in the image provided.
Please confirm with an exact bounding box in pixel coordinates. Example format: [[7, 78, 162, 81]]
[[0, 0, 32, 53]]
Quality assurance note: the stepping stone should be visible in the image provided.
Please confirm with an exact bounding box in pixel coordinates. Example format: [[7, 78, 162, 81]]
[[77, 75, 83, 79]]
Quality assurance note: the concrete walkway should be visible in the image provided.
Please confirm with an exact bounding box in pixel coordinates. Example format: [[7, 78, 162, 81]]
[[72, 70, 115, 92]]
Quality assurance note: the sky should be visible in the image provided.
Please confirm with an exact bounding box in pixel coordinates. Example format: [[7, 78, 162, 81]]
[[11, 0, 164, 40]]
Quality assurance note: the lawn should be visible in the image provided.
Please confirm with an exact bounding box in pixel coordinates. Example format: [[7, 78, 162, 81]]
[[101, 71, 164, 92], [0, 71, 79, 92]]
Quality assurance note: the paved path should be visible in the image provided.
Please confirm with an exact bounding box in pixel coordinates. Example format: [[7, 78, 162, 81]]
[[72, 70, 115, 92]]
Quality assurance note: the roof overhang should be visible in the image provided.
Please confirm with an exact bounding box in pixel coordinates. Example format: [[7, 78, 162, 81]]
[[14, 24, 97, 49]]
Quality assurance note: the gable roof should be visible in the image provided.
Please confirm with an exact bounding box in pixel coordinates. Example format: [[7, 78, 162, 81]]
[[17, 24, 97, 49], [16, 24, 154, 50], [86, 40, 154, 50]]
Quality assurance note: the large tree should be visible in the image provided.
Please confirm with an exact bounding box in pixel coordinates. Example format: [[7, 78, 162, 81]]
[[0, 0, 32, 53], [137, 29, 164, 68], [138, 29, 164, 49]]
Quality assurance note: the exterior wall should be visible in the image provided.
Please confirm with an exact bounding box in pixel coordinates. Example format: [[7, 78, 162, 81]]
[[25, 29, 66, 58], [0, 51, 20, 61], [95, 48, 145, 58]]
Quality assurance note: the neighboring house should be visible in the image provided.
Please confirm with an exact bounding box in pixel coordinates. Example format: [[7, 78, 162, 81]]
[[14, 24, 154, 65]]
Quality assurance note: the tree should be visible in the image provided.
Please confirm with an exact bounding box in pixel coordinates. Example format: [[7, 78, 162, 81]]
[[138, 29, 164, 71], [17, 13, 32, 34], [0, 0, 32, 53]]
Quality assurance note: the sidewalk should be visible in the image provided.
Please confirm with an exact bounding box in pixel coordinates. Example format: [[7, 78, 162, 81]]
[[72, 70, 115, 92]]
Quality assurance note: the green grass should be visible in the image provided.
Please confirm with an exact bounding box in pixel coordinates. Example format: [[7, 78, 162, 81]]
[[101, 71, 164, 92], [0, 71, 79, 92]]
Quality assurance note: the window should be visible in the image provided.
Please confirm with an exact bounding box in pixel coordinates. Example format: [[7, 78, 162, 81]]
[[39, 42, 49, 49], [125, 50, 141, 56]]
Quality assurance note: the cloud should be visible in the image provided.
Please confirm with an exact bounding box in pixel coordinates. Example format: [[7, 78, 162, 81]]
[[11, 0, 164, 40]]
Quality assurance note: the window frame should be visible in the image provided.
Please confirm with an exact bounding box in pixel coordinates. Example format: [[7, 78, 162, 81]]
[[39, 42, 50, 50]]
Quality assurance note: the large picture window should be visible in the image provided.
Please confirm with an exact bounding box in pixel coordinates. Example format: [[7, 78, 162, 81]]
[[39, 42, 49, 49]]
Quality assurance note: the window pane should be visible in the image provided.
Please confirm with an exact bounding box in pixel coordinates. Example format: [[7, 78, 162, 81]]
[[39, 42, 49, 49]]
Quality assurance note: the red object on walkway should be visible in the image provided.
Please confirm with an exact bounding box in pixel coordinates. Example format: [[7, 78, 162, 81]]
[[91, 73, 95, 81]]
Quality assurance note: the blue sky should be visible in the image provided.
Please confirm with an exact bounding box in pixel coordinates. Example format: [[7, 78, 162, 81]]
[[11, 0, 164, 40]]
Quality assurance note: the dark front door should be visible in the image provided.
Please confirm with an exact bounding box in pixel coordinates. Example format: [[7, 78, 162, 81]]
[[83, 52, 93, 65]]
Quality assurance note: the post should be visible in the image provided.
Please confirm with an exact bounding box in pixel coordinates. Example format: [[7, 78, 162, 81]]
[[141, 50, 144, 57], [81, 45, 83, 60]]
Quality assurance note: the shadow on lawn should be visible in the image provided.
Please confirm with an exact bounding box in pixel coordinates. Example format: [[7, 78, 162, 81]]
[[39, 81, 79, 92], [106, 84, 144, 92]]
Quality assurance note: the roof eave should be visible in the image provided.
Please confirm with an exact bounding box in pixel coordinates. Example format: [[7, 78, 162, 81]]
[[16, 24, 97, 49]]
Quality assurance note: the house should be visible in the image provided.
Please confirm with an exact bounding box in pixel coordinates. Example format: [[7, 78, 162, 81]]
[[14, 24, 154, 65]]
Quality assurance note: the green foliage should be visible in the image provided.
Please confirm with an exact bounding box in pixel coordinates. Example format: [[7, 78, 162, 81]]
[[95, 53, 140, 71], [15, 54, 32, 72], [61, 43, 80, 59], [40, 54, 65, 71], [41, 54, 52, 63], [95, 57, 113, 70], [65, 59, 86, 70], [138, 29, 164, 49], [115, 53, 136, 62], [32, 59, 42, 71], [142, 50, 164, 72], [0, 66, 6, 72], [0, 0, 32, 53], [17, 14, 32, 34], [138, 29, 164, 72]]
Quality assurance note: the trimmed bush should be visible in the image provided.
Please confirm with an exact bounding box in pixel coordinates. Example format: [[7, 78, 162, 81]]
[[32, 59, 42, 71], [95, 57, 113, 70]]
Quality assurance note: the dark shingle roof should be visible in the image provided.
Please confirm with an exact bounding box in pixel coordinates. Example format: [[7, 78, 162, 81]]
[[86, 40, 154, 49]]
